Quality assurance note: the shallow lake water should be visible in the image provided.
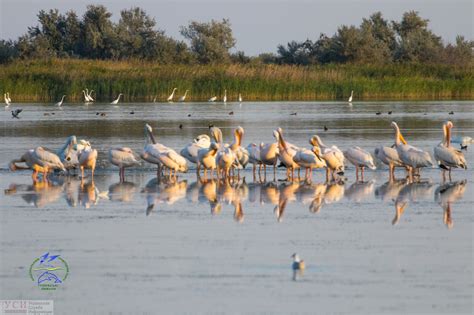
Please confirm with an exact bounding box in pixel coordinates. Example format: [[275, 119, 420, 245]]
[[1, 101, 473, 314]]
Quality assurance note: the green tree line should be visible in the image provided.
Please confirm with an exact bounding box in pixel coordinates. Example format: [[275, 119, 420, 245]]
[[0, 5, 472, 66]]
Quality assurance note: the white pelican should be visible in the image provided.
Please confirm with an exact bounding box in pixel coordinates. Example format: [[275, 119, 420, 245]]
[[211, 127, 237, 179], [230, 126, 249, 173], [293, 144, 327, 181], [4, 93, 11, 106], [374, 146, 406, 181], [291, 253, 305, 270], [108, 147, 140, 182], [78, 148, 98, 179], [31, 147, 66, 180], [178, 90, 189, 102], [9, 149, 47, 181], [223, 90, 227, 103], [435, 180, 466, 229], [259, 135, 279, 180], [238, 93, 242, 103], [197, 142, 219, 179], [451, 135, 473, 150], [275, 128, 300, 180], [55, 95, 66, 107], [391, 121, 434, 181], [247, 143, 262, 179], [208, 96, 217, 102], [56, 135, 80, 171], [110, 93, 123, 105], [433, 121, 467, 181], [180, 134, 211, 164], [343, 147, 376, 181], [147, 124, 188, 176], [348, 90, 353, 102], [167, 88, 177, 102], [310, 135, 345, 181]]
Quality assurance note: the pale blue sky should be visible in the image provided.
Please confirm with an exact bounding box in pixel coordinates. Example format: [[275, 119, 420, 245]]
[[0, 0, 472, 55]]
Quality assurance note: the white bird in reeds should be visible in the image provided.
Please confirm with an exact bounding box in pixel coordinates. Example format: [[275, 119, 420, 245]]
[[55, 95, 66, 107], [293, 143, 327, 181], [223, 90, 227, 103], [6, 92, 12, 104], [343, 146, 376, 181], [108, 147, 141, 182], [450, 135, 473, 150], [310, 135, 345, 181], [238, 93, 242, 103], [435, 180, 466, 229], [82, 90, 92, 103], [374, 145, 406, 181], [275, 128, 300, 180], [180, 134, 211, 164], [87, 89, 95, 102], [178, 90, 189, 102], [348, 90, 353, 103], [391, 121, 434, 181], [110, 93, 123, 105], [4, 93, 11, 106], [433, 121, 467, 182], [208, 96, 217, 102], [167, 88, 177, 102]]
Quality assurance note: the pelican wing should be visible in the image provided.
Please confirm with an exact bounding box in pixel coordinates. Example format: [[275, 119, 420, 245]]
[[109, 148, 140, 167], [434, 145, 467, 169], [344, 147, 376, 169], [375, 146, 403, 166], [33, 147, 65, 170]]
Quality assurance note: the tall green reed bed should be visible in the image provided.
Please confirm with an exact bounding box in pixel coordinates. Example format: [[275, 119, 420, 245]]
[[1, 59, 472, 102]]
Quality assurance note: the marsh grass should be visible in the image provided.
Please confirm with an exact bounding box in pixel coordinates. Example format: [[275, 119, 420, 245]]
[[1, 58, 472, 102]]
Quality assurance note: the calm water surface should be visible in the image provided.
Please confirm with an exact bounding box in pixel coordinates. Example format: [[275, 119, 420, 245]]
[[1, 101, 473, 314]]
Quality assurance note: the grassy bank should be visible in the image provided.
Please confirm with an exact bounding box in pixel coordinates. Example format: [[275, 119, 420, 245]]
[[1, 59, 472, 102]]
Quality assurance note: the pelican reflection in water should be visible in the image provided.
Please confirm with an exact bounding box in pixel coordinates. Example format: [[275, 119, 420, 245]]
[[392, 180, 436, 225], [434, 180, 467, 229], [142, 177, 187, 215]]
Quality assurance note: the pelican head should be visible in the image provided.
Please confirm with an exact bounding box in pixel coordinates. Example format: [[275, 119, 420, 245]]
[[446, 121, 453, 129], [309, 135, 319, 147], [391, 121, 407, 145], [145, 124, 153, 134], [272, 130, 280, 140]]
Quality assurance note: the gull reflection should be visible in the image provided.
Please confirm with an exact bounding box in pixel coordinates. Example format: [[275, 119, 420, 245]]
[[108, 181, 137, 203], [143, 177, 187, 215], [344, 180, 375, 203], [393, 180, 435, 225], [434, 180, 467, 229]]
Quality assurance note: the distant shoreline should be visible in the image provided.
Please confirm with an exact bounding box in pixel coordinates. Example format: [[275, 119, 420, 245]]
[[1, 59, 472, 102]]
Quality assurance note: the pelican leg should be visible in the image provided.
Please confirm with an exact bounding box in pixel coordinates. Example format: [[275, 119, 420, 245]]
[[441, 169, 446, 182], [355, 167, 359, 182], [361, 167, 365, 182], [448, 168, 452, 182], [91, 167, 95, 180], [325, 168, 330, 182], [389, 164, 394, 182], [273, 164, 276, 182], [81, 166, 85, 179], [204, 169, 207, 180], [298, 168, 301, 181]]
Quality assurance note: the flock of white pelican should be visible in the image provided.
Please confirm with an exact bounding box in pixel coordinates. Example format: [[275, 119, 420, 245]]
[[8, 120, 469, 186]]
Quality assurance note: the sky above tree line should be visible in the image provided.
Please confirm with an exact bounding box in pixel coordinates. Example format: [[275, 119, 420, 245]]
[[1, 0, 472, 56]]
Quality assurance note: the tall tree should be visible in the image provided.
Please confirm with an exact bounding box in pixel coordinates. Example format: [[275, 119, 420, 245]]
[[82, 5, 118, 59], [180, 19, 236, 64]]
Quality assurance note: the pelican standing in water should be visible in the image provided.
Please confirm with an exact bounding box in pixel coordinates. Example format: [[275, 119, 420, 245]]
[[55, 95, 66, 107], [31, 147, 66, 181], [275, 128, 300, 181], [310, 135, 344, 181], [348, 90, 353, 103], [141, 124, 165, 176], [180, 134, 211, 164], [247, 143, 262, 180], [230, 126, 249, 176], [9, 149, 47, 181], [433, 121, 467, 181], [178, 90, 189, 102], [197, 142, 219, 179], [391, 122, 434, 181], [374, 146, 406, 181], [344, 147, 376, 181], [110, 93, 123, 105], [211, 126, 237, 179], [293, 142, 327, 181], [78, 147, 98, 179], [167, 88, 177, 102], [108, 148, 140, 182]]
